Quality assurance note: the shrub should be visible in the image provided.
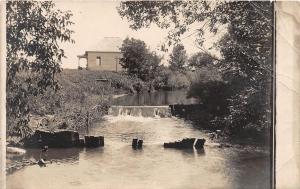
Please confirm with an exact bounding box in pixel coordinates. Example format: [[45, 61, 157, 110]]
[[166, 72, 190, 90]]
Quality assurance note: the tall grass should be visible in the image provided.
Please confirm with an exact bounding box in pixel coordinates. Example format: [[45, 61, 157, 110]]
[[24, 69, 139, 132]]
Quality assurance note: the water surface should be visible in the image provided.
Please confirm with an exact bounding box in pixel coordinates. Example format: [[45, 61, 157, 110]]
[[7, 115, 270, 189]]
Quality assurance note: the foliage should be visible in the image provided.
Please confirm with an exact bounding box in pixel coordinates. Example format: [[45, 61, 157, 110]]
[[6, 1, 74, 137], [152, 67, 196, 90], [212, 2, 273, 136], [169, 44, 187, 72], [118, 1, 215, 49], [118, 1, 273, 138], [21, 70, 140, 134], [152, 66, 171, 90], [188, 52, 215, 68], [187, 66, 222, 83], [189, 80, 229, 111], [166, 72, 190, 90], [119, 37, 161, 81], [187, 66, 226, 112]]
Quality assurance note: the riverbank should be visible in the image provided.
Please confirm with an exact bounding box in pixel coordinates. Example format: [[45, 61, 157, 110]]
[[7, 69, 144, 145], [170, 104, 271, 148], [7, 68, 197, 146]]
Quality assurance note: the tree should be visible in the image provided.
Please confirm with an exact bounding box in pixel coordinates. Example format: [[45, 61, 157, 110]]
[[7, 1, 74, 137], [211, 2, 273, 135], [119, 37, 161, 81], [168, 44, 187, 72], [118, 1, 273, 136], [188, 52, 215, 68]]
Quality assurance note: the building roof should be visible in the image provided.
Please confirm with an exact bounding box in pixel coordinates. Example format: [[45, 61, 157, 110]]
[[88, 37, 123, 52]]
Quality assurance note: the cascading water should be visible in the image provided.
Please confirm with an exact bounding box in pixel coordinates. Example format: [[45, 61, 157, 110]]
[[108, 105, 171, 118]]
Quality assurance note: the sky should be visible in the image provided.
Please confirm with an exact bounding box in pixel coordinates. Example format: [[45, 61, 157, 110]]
[[55, 1, 222, 69]]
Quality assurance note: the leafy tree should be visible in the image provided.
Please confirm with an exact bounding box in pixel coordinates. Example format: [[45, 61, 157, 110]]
[[188, 52, 215, 68], [169, 44, 187, 72], [7, 1, 74, 137], [118, 1, 273, 136], [166, 72, 190, 90], [212, 2, 273, 135], [119, 37, 161, 81]]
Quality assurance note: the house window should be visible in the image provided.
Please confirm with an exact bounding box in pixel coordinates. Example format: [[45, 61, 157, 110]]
[[96, 56, 101, 66]]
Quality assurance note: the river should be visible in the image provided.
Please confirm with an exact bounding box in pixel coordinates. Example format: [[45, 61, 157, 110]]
[[6, 90, 271, 189]]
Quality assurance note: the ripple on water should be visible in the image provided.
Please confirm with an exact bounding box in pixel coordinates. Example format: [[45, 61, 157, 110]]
[[7, 115, 270, 189]]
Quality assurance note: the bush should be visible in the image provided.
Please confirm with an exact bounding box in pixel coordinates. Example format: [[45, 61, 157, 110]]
[[152, 67, 171, 90], [166, 72, 190, 90], [8, 69, 141, 137], [152, 67, 192, 90]]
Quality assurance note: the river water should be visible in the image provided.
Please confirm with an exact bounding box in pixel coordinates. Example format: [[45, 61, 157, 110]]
[[6, 91, 271, 189]]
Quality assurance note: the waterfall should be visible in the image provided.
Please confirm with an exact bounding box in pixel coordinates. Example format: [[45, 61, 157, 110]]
[[108, 106, 171, 118]]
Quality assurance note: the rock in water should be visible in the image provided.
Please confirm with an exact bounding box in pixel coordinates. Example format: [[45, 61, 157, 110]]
[[23, 129, 80, 148], [55, 130, 79, 148], [37, 159, 46, 167], [181, 138, 196, 149], [76, 138, 85, 147], [194, 139, 206, 149], [132, 138, 138, 149], [137, 140, 143, 149], [85, 136, 104, 148], [164, 138, 195, 149]]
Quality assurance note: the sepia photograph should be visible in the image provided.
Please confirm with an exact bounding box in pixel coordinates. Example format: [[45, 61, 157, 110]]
[[2, 0, 299, 189]]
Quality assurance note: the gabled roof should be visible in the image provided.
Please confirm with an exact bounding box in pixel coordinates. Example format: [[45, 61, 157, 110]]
[[88, 37, 123, 52]]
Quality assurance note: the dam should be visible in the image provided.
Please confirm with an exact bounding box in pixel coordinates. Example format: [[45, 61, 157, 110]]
[[108, 105, 171, 117]]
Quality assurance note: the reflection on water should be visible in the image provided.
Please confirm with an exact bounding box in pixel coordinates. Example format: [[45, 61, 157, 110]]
[[24, 148, 82, 163], [112, 90, 199, 106], [7, 116, 270, 189]]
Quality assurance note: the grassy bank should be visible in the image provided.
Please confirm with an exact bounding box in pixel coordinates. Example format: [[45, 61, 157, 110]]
[[7, 67, 200, 142], [8, 69, 142, 143]]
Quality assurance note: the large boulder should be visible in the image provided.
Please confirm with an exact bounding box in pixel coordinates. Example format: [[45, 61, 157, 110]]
[[23, 129, 80, 148], [54, 130, 79, 148], [132, 138, 138, 148], [164, 138, 205, 149], [84, 136, 104, 148], [164, 138, 196, 149], [132, 138, 143, 149], [180, 138, 196, 148], [194, 139, 206, 149]]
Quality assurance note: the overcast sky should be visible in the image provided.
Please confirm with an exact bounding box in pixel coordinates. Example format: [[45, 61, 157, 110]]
[[56, 1, 221, 69]]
